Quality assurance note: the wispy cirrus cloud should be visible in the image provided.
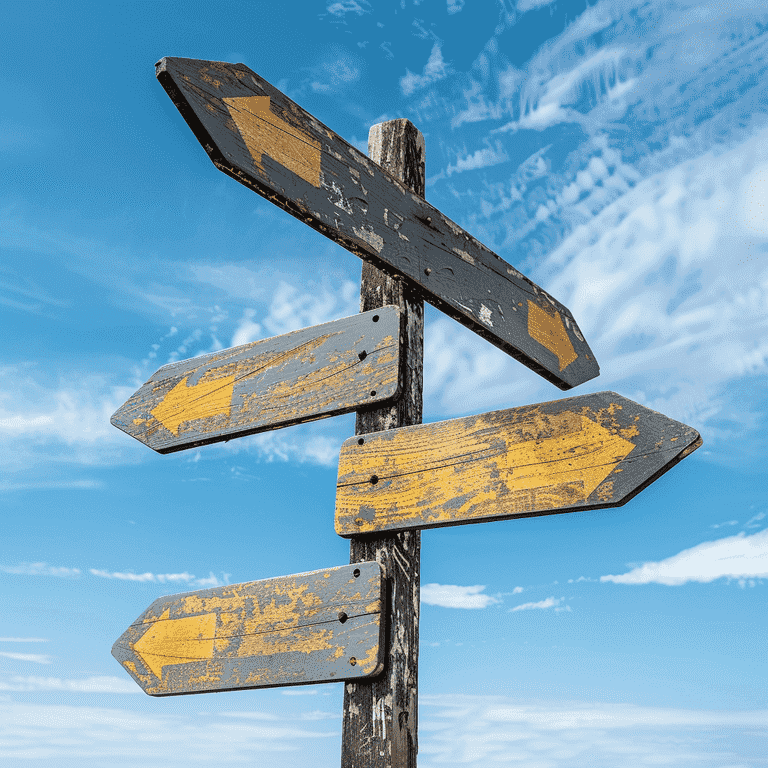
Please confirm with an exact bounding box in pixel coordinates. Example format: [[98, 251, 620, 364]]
[[401, 43, 452, 96], [90, 569, 229, 588], [0, 701, 338, 767], [601, 528, 768, 587], [0, 675, 138, 693], [420, 694, 767, 767], [421, 583, 499, 609], [0, 652, 52, 665], [0, 562, 80, 578], [509, 596, 570, 612]]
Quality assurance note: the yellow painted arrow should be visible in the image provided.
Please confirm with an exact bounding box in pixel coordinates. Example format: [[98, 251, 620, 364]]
[[223, 96, 322, 187], [336, 409, 637, 534], [134, 613, 216, 679], [501, 414, 635, 498], [527, 300, 578, 371], [151, 374, 236, 436]]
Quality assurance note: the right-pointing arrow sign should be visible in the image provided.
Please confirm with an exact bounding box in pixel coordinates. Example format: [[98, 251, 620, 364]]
[[335, 392, 701, 536]]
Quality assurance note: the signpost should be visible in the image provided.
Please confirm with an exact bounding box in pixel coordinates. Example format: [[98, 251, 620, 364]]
[[155, 57, 599, 391], [110, 307, 402, 453], [106, 56, 703, 768], [335, 392, 701, 536], [112, 563, 385, 696]]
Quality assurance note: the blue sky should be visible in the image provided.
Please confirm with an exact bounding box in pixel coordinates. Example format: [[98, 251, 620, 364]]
[[2, 0, 766, 765]]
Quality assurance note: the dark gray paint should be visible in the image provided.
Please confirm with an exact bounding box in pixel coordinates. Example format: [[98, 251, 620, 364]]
[[155, 57, 599, 391]]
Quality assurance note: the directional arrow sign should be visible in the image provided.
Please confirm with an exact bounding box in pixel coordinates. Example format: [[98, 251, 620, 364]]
[[112, 562, 385, 696], [335, 392, 701, 536], [156, 57, 599, 391], [111, 307, 401, 454]]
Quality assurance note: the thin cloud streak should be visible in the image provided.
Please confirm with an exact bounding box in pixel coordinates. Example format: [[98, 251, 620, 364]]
[[421, 583, 500, 609]]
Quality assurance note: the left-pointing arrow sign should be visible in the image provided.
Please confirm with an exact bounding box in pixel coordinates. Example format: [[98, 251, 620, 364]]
[[112, 562, 385, 696], [111, 306, 401, 453]]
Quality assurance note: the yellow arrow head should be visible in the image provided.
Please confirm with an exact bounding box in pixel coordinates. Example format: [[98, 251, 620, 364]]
[[151, 374, 236, 436], [133, 613, 216, 680], [527, 301, 578, 371], [504, 412, 637, 502], [223, 96, 321, 188]]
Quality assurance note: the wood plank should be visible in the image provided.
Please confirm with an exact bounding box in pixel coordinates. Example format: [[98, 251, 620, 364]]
[[112, 562, 385, 696], [335, 392, 702, 536], [155, 56, 599, 391], [110, 306, 401, 454]]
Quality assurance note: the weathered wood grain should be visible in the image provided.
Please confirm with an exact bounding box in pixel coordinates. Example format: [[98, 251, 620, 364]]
[[110, 307, 401, 454], [112, 563, 385, 696], [155, 56, 599, 391], [342, 120, 423, 768], [335, 392, 702, 536]]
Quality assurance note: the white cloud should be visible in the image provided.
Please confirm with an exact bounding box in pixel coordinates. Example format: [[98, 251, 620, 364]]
[[419, 694, 767, 766], [446, 141, 509, 176], [401, 43, 452, 96], [326, 0, 371, 16], [421, 583, 499, 609], [0, 364, 140, 471], [232, 280, 359, 347], [89, 569, 229, 588], [223, 430, 342, 468], [517, 0, 556, 12], [0, 562, 80, 578], [0, 652, 52, 665], [509, 596, 570, 612], [0, 638, 48, 643], [447, 0, 464, 14], [0, 676, 137, 693], [601, 528, 768, 586], [0, 701, 338, 766]]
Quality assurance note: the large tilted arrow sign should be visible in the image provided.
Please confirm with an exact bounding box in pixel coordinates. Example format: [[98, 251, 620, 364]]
[[335, 392, 701, 536], [111, 307, 401, 453], [112, 563, 385, 696], [156, 57, 599, 391]]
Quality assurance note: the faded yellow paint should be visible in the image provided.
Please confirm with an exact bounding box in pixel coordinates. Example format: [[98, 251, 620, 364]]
[[151, 375, 236, 436], [223, 96, 321, 187], [239, 626, 335, 657], [527, 301, 577, 371], [133, 613, 216, 678], [115, 564, 385, 694], [336, 408, 636, 533]]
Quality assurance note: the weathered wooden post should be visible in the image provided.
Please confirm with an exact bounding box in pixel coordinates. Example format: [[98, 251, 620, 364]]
[[110, 58, 702, 768], [341, 119, 425, 768]]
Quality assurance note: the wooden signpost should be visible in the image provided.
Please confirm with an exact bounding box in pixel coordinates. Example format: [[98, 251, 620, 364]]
[[112, 563, 385, 695], [110, 307, 401, 453], [155, 57, 599, 391], [107, 56, 703, 768], [335, 392, 701, 536]]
